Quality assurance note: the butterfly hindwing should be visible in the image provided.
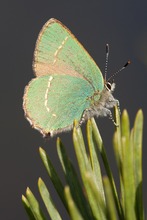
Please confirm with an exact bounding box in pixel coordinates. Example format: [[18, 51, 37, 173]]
[[23, 74, 94, 136]]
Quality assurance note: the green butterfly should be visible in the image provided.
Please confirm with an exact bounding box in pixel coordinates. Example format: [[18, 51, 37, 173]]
[[23, 18, 124, 137]]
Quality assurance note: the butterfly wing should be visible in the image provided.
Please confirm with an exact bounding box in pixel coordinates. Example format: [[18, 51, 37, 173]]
[[33, 18, 104, 91], [23, 74, 95, 136]]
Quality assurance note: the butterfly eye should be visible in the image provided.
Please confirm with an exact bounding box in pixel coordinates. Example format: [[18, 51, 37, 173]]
[[105, 82, 112, 91]]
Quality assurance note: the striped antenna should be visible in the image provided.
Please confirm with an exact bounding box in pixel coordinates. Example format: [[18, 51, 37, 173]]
[[104, 44, 109, 81], [107, 60, 131, 82]]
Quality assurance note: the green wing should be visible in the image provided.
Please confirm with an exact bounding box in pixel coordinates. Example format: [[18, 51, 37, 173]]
[[23, 74, 95, 136], [33, 18, 104, 91]]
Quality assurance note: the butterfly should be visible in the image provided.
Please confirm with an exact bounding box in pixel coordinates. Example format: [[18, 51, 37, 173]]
[[23, 18, 129, 137]]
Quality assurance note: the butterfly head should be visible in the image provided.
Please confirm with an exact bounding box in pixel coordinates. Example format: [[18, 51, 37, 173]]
[[104, 81, 115, 92]]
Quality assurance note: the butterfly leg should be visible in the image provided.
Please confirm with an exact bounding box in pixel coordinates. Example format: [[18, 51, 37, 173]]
[[116, 99, 121, 115], [78, 107, 98, 127], [78, 102, 119, 128], [78, 108, 90, 127], [106, 97, 121, 116], [104, 108, 119, 126], [106, 96, 121, 113]]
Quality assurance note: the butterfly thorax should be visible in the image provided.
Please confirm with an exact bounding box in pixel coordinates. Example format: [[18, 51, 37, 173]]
[[83, 82, 119, 120], [88, 90, 101, 104]]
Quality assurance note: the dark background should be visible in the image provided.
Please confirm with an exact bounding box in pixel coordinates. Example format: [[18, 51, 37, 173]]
[[0, 0, 147, 219]]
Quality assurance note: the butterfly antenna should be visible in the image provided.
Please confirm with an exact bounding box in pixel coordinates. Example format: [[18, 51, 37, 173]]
[[104, 44, 109, 81], [107, 60, 131, 82]]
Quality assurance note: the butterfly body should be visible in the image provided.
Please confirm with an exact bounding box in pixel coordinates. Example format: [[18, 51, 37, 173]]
[[23, 18, 118, 137]]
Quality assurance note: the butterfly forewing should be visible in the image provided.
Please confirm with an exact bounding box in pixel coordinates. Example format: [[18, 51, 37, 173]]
[[33, 18, 104, 91]]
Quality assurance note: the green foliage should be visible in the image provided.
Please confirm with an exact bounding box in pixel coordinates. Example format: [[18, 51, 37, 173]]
[[22, 107, 144, 220]]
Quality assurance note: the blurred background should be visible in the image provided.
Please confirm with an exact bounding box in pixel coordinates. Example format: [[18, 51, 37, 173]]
[[0, 0, 147, 219]]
